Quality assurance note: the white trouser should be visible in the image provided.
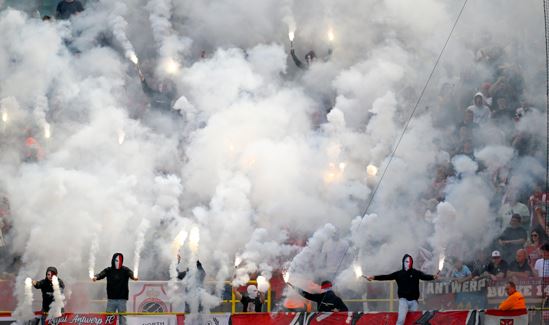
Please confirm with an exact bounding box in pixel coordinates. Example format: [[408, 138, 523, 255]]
[[396, 298, 418, 325]]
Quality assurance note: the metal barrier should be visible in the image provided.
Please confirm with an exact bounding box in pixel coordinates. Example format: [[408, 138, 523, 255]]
[[2, 277, 547, 313]]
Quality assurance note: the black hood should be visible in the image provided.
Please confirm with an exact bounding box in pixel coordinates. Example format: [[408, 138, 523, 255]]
[[46, 266, 58, 278], [111, 253, 124, 269], [402, 254, 413, 270]]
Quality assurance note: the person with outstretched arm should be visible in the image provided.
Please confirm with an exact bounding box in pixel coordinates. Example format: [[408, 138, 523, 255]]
[[232, 284, 265, 312], [364, 254, 438, 325], [92, 253, 138, 325], [32, 266, 64, 325], [288, 280, 348, 312]]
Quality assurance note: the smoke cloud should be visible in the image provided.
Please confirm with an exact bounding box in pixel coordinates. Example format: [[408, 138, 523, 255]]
[[0, 0, 545, 314]]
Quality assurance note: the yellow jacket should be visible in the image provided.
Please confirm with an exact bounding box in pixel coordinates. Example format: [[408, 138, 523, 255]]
[[499, 291, 526, 310]]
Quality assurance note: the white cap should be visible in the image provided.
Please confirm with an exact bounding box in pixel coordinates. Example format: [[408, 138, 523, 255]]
[[491, 250, 501, 257]]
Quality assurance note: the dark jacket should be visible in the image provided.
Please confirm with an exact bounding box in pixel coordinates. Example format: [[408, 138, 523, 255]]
[[373, 254, 435, 301], [240, 295, 263, 312], [95, 253, 135, 300], [295, 288, 348, 312], [290, 49, 306, 70], [33, 266, 64, 312], [56, 0, 84, 20]]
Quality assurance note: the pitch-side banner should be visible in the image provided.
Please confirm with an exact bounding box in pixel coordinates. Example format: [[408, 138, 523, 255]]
[[229, 311, 474, 325], [45, 313, 118, 325], [483, 310, 528, 325], [181, 313, 230, 325], [126, 315, 178, 325]]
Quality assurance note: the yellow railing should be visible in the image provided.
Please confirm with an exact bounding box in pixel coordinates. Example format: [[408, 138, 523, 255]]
[[229, 280, 272, 313]]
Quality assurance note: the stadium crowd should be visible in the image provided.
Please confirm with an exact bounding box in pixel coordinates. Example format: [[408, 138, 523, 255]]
[[0, 0, 547, 314]]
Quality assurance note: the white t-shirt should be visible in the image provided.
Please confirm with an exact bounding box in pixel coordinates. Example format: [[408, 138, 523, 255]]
[[534, 258, 549, 277]]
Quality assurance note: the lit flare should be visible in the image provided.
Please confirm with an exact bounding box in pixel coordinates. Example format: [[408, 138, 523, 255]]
[[438, 254, 445, 272], [129, 52, 138, 65], [164, 58, 180, 75], [328, 28, 335, 42], [282, 270, 290, 283], [366, 164, 378, 176], [44, 124, 51, 139], [118, 129, 125, 145], [189, 226, 200, 254], [353, 264, 363, 278]]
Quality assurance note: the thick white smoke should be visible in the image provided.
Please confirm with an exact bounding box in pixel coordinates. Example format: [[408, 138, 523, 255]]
[[0, 0, 545, 315]]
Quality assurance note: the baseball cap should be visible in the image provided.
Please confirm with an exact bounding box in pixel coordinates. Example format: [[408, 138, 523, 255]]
[[491, 250, 501, 258]]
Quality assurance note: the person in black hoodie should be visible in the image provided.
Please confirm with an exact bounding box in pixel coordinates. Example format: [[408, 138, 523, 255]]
[[32, 266, 64, 324], [288, 280, 348, 312], [93, 253, 138, 325], [365, 254, 438, 325]]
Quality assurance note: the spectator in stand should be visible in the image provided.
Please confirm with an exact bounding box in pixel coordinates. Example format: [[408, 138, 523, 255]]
[[498, 192, 530, 230], [534, 243, 549, 277], [23, 129, 44, 163], [92, 253, 138, 325], [233, 284, 265, 312], [469, 250, 489, 278], [0, 196, 9, 250], [483, 250, 508, 281], [457, 109, 479, 131], [451, 258, 473, 283], [479, 82, 493, 108], [429, 166, 449, 200], [507, 249, 534, 280], [515, 98, 539, 121], [529, 185, 549, 229], [491, 97, 514, 128], [32, 266, 64, 325], [533, 207, 548, 236], [466, 92, 491, 124], [56, 0, 83, 20], [498, 281, 526, 310], [451, 126, 476, 157], [454, 140, 475, 160], [498, 214, 527, 262], [525, 228, 544, 269], [451, 257, 474, 308]]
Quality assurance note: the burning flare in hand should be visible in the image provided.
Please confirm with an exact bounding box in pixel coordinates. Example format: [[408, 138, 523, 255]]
[[367, 164, 378, 176], [438, 253, 445, 272], [257, 275, 270, 292], [164, 58, 180, 75], [128, 52, 138, 65], [189, 226, 200, 254], [118, 129, 125, 145], [353, 264, 363, 278], [328, 28, 335, 42], [282, 270, 291, 283], [44, 124, 51, 139], [234, 255, 242, 268]]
